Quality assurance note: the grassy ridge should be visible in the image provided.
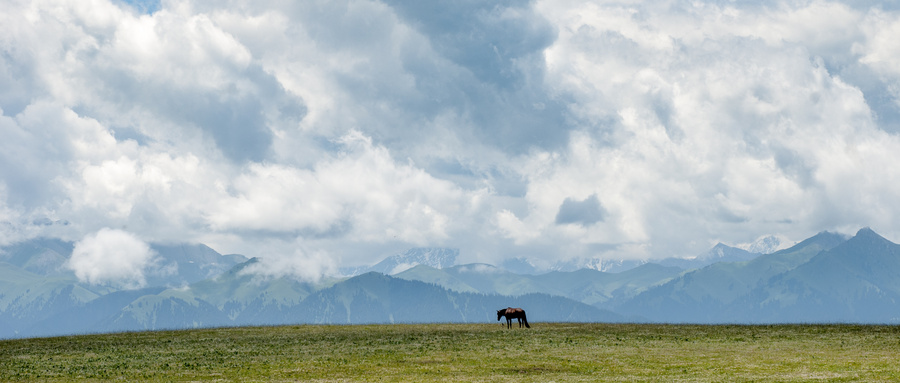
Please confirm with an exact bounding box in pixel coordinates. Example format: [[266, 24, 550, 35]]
[[2, 323, 900, 382]]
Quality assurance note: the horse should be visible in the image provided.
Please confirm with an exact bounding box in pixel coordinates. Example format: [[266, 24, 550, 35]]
[[497, 307, 530, 328]]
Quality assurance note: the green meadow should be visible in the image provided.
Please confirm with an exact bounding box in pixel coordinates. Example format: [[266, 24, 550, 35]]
[[2, 323, 900, 382]]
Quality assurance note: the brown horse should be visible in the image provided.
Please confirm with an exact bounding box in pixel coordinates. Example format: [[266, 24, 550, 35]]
[[497, 307, 530, 328]]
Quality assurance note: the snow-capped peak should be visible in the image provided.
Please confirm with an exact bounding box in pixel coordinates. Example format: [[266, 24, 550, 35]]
[[356, 248, 459, 276], [550, 257, 647, 273], [736, 235, 793, 254]]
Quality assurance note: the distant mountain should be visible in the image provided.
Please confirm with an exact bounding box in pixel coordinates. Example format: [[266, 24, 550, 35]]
[[748, 228, 900, 323], [179, 258, 341, 326], [341, 248, 459, 276], [550, 257, 648, 273], [396, 263, 542, 296], [396, 262, 683, 308], [617, 231, 851, 323], [0, 262, 112, 338], [0, 238, 248, 337], [0, 238, 74, 276], [7, 267, 624, 337], [506, 242, 762, 275], [737, 235, 792, 254], [24, 257, 341, 336], [532, 264, 684, 307], [147, 243, 248, 287], [10, 228, 900, 338], [285, 272, 624, 324], [655, 243, 760, 270], [500, 257, 540, 274], [498, 256, 648, 274], [102, 292, 230, 333], [0, 238, 248, 286], [25, 287, 168, 336]]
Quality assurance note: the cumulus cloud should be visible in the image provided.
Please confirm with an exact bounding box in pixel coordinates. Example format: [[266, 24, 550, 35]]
[[206, 130, 470, 244], [239, 246, 336, 283], [67, 228, 157, 289], [517, 0, 900, 257], [555, 194, 606, 226], [3, 0, 900, 274]]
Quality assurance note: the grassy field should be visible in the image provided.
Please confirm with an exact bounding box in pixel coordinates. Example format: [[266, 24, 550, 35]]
[[2, 323, 900, 382]]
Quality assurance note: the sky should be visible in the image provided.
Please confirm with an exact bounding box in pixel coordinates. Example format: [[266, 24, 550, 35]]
[[2, 0, 900, 283]]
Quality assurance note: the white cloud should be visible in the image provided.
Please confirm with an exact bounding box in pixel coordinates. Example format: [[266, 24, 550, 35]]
[[859, 10, 900, 72], [522, 0, 900, 258], [67, 228, 156, 289], [207, 130, 469, 245], [3, 0, 900, 275], [239, 246, 337, 283]]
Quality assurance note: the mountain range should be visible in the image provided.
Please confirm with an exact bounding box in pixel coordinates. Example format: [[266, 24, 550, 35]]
[[2, 228, 900, 339], [338, 247, 459, 276]]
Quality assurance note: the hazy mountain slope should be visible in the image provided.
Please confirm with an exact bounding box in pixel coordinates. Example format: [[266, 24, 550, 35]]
[[532, 264, 683, 307], [0, 244, 251, 338], [0, 238, 248, 287], [397, 262, 682, 308], [618, 231, 848, 322], [102, 294, 230, 332], [738, 231, 849, 280], [396, 263, 569, 297], [750, 228, 900, 323], [0, 238, 74, 276], [139, 258, 344, 328], [291, 272, 624, 324], [147, 243, 248, 287], [0, 237, 252, 337], [87, 271, 625, 330], [549, 258, 648, 273], [656, 243, 759, 270], [10, 229, 900, 337], [393, 264, 481, 293], [395, 263, 548, 296], [345, 248, 460, 276], [500, 257, 540, 274], [441, 264, 548, 296], [23, 287, 167, 337], [0, 262, 111, 338], [172, 258, 335, 308]]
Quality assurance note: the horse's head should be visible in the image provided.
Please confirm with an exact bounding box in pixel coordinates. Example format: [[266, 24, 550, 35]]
[[497, 309, 503, 321]]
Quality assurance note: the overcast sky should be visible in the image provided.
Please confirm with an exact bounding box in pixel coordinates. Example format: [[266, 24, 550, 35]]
[[2, 0, 900, 280]]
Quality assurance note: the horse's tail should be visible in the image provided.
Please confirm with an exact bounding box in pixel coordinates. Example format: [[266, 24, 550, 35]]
[[523, 312, 530, 328]]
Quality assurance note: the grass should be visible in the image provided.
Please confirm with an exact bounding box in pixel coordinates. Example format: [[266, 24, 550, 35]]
[[2, 323, 900, 382]]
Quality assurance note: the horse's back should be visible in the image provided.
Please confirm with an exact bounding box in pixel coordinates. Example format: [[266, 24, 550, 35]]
[[505, 307, 525, 317]]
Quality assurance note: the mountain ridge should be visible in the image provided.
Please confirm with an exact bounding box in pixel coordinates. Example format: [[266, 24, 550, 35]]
[[340, 248, 460, 276], [4, 228, 900, 338], [615, 230, 869, 323]]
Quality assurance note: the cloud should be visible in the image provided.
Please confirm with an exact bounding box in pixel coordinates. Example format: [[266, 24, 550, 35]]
[[239, 246, 336, 283], [495, 0, 900, 258], [555, 194, 605, 226], [67, 228, 156, 289], [3, 0, 900, 275], [380, 0, 568, 152], [206, 130, 470, 245], [93, 7, 306, 163]]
